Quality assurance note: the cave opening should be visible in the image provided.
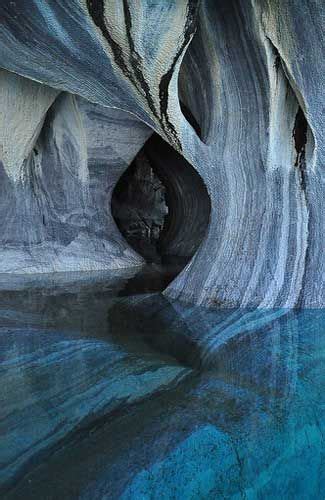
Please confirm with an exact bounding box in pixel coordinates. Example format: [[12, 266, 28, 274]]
[[111, 131, 211, 272]]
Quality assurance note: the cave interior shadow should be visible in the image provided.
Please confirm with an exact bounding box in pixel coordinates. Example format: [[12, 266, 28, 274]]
[[111, 105, 211, 295]]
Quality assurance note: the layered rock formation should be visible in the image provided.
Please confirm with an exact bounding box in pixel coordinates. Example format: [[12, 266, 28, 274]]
[[0, 71, 151, 272], [0, 0, 324, 307]]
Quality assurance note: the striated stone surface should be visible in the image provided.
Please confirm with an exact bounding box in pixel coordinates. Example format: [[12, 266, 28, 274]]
[[0, 70, 151, 272], [0, 1, 324, 306]]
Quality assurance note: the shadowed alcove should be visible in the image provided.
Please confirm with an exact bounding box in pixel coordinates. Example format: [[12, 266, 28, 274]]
[[111, 131, 211, 270]]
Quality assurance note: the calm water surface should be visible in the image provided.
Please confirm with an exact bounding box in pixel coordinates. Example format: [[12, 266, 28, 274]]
[[0, 266, 324, 499]]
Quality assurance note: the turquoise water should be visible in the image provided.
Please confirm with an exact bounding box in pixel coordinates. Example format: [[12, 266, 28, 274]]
[[0, 267, 324, 499]]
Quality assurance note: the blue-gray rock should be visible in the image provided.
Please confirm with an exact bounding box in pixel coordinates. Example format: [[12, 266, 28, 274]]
[[0, 0, 324, 307]]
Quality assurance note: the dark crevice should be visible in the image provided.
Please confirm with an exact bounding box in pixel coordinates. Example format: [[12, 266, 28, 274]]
[[111, 132, 211, 272], [273, 52, 281, 72], [295, 122, 311, 309], [179, 101, 202, 138], [293, 107, 308, 191], [293, 107, 308, 159], [293, 105, 310, 309]]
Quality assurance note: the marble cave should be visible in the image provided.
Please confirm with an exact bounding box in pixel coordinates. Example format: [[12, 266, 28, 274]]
[[0, 1, 325, 499]]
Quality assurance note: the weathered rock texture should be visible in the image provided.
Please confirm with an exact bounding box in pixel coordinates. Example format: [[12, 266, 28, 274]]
[[0, 71, 151, 272], [0, 0, 324, 307]]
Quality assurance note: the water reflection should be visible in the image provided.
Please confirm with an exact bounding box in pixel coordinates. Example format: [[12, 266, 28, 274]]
[[0, 268, 324, 499]]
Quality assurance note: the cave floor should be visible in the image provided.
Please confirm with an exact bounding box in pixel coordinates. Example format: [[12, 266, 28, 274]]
[[0, 266, 324, 499]]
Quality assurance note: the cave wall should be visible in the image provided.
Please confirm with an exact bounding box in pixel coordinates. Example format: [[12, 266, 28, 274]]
[[0, 69, 151, 272], [144, 133, 211, 262], [0, 0, 324, 306], [168, 0, 324, 308]]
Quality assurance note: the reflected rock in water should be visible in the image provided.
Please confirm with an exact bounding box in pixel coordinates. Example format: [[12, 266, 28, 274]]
[[0, 269, 324, 498]]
